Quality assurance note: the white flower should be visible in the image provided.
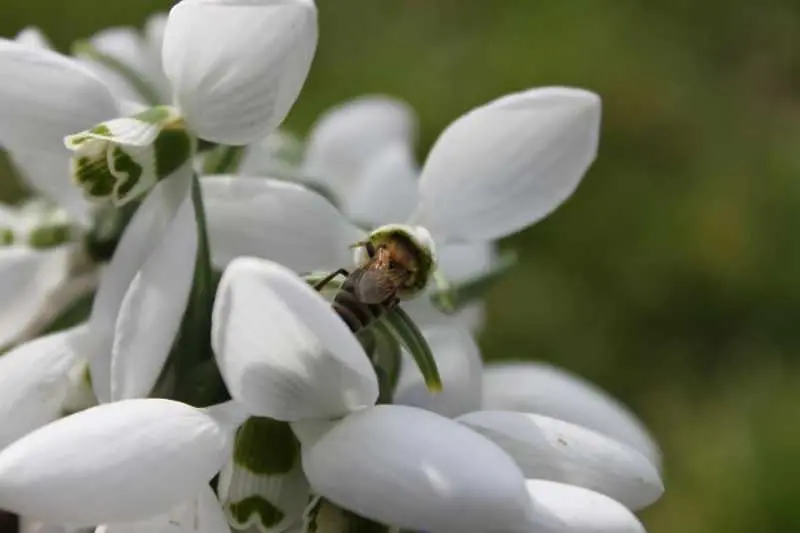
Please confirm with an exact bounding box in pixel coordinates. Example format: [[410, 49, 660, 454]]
[[393, 324, 484, 417], [300, 95, 419, 210], [0, 398, 245, 527], [203, 88, 599, 334], [72, 14, 171, 106], [481, 362, 662, 468], [210, 256, 662, 532], [0, 201, 80, 350], [0, 0, 317, 206], [0, 170, 196, 448], [162, 0, 317, 145]]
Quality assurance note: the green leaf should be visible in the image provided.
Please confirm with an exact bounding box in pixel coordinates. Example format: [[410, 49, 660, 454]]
[[430, 250, 518, 313], [357, 325, 403, 404], [370, 321, 403, 399], [161, 174, 229, 406], [380, 306, 441, 393]]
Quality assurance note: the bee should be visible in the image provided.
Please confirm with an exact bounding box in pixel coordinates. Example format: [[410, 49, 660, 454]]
[[314, 225, 436, 333]]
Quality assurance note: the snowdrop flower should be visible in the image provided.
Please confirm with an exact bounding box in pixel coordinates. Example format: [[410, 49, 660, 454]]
[[482, 362, 663, 468], [0, 170, 196, 448], [72, 14, 171, 106], [0, 200, 85, 351], [203, 87, 600, 334], [238, 96, 495, 325], [209, 256, 660, 532], [0, 0, 317, 209], [0, 397, 246, 527]]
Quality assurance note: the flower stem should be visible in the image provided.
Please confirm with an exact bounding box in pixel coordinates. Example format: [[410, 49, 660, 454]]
[[170, 173, 229, 406]]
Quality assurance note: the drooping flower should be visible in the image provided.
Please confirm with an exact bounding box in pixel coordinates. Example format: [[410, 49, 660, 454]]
[[481, 361, 663, 467], [0, 0, 320, 443], [209, 256, 661, 531], [0, 398, 246, 527], [202, 86, 601, 335], [0, 0, 317, 208], [0, 169, 196, 448]]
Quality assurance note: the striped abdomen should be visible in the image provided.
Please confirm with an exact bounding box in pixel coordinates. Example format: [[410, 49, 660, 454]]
[[332, 271, 386, 332]]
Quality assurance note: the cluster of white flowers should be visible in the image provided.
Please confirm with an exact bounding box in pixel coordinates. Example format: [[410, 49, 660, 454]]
[[0, 1, 663, 533]]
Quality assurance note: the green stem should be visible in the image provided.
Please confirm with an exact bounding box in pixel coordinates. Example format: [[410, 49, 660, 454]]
[[170, 174, 228, 406], [203, 145, 246, 175]]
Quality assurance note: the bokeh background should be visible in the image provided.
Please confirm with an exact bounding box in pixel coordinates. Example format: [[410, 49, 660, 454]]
[[3, 1, 800, 531]]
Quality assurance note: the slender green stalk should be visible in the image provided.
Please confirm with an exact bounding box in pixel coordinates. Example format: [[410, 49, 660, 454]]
[[170, 174, 228, 406]]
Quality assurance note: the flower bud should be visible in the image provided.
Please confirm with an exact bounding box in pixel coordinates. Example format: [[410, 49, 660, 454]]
[[65, 106, 193, 206]]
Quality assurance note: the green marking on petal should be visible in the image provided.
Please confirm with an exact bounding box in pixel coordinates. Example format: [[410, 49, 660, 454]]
[[110, 146, 144, 200], [89, 124, 112, 137], [154, 126, 193, 179], [134, 106, 172, 124], [72, 153, 115, 199], [228, 496, 285, 529], [234, 417, 299, 474], [28, 223, 74, 249], [0, 228, 14, 246]]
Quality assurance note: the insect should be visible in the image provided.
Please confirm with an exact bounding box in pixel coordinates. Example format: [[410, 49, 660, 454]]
[[313, 224, 436, 333]]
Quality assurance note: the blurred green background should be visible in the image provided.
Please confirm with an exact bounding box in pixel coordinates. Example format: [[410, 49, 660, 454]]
[[3, 1, 800, 531]]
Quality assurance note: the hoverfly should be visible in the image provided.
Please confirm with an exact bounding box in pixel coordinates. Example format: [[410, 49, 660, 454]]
[[313, 224, 435, 333]]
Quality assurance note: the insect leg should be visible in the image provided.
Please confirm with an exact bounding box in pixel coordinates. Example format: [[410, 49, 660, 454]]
[[349, 240, 377, 258], [313, 268, 350, 291]]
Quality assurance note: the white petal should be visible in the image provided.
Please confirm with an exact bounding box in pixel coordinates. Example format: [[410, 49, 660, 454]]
[[482, 363, 662, 468], [302, 405, 532, 533], [401, 241, 498, 332], [343, 141, 420, 226], [19, 518, 72, 533], [15, 27, 52, 50], [394, 325, 483, 418], [163, 0, 317, 145], [416, 87, 601, 242], [303, 96, 418, 200], [0, 325, 90, 449], [402, 296, 485, 333], [238, 131, 304, 177], [144, 14, 168, 63], [526, 480, 645, 533], [0, 39, 118, 153], [202, 176, 364, 272], [458, 411, 663, 510], [89, 168, 192, 402], [0, 245, 73, 351], [212, 257, 378, 420], [0, 398, 231, 525], [97, 486, 229, 533], [83, 27, 170, 105], [8, 150, 92, 226], [110, 190, 197, 400], [437, 241, 497, 283]]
